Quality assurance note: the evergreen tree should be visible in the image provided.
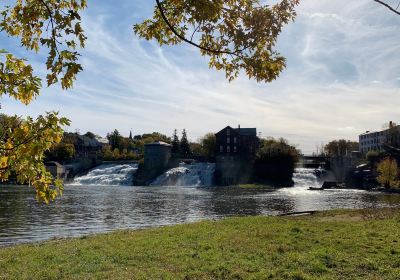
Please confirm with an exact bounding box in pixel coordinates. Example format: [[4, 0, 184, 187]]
[[171, 129, 180, 155], [180, 129, 191, 158], [129, 130, 133, 140]]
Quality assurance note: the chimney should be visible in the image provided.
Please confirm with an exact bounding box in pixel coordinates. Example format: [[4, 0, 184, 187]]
[[238, 124, 241, 132], [390, 121, 393, 128]]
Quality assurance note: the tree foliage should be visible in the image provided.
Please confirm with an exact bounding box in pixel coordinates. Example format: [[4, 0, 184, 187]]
[[376, 158, 399, 188], [46, 143, 76, 163], [134, 0, 299, 82], [1, 0, 87, 90], [171, 129, 180, 154], [180, 129, 191, 158], [107, 130, 123, 150], [200, 132, 216, 160], [0, 113, 69, 203], [254, 138, 299, 184], [366, 150, 383, 166], [0, 0, 86, 202], [324, 139, 359, 157]]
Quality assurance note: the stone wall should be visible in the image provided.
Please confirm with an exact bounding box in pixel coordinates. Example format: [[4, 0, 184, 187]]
[[215, 155, 254, 185], [133, 143, 172, 185], [329, 156, 358, 183]]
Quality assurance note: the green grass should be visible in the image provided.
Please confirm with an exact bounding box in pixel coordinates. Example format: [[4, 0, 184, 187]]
[[238, 184, 274, 189], [0, 208, 400, 279]]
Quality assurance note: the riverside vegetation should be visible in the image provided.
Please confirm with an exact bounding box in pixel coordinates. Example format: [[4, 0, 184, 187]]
[[0, 208, 399, 279]]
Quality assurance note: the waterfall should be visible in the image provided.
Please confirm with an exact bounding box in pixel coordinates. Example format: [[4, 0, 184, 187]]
[[293, 168, 322, 188], [280, 168, 324, 194], [71, 164, 138, 186], [150, 162, 215, 187]]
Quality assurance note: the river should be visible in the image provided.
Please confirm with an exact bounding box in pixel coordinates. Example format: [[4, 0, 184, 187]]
[[0, 166, 399, 246]]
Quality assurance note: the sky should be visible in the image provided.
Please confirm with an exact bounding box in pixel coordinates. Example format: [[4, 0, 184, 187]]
[[1, 0, 400, 154]]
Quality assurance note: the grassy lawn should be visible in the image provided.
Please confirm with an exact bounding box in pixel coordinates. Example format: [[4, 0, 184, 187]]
[[238, 184, 275, 189], [0, 209, 399, 280]]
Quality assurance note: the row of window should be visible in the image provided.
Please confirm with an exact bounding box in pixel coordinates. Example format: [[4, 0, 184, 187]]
[[220, 145, 237, 153], [226, 137, 237, 144], [360, 139, 381, 145], [360, 131, 384, 139]]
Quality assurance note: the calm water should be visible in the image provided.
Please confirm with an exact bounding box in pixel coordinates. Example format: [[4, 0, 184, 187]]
[[1, 169, 400, 246]]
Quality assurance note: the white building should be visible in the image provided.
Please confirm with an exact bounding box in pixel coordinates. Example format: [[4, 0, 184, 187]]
[[359, 122, 400, 154]]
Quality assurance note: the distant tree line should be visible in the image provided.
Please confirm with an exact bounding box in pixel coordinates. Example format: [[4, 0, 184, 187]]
[[170, 129, 217, 161], [324, 140, 359, 157], [103, 130, 171, 161]]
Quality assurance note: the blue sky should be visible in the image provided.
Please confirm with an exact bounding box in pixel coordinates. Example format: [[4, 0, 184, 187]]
[[2, 0, 400, 154]]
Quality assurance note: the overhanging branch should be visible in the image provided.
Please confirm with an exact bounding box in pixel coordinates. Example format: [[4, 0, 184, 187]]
[[373, 0, 400, 15], [155, 0, 242, 56]]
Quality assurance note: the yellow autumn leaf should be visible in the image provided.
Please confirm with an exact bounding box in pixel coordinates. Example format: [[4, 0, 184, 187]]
[[0, 157, 8, 169]]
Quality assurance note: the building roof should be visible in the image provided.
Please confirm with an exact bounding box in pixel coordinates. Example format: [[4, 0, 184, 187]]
[[145, 141, 172, 147], [359, 124, 400, 137], [234, 128, 257, 136], [96, 137, 109, 144], [77, 135, 102, 147], [216, 126, 257, 137]]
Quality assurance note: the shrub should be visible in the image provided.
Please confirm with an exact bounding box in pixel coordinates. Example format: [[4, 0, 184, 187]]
[[377, 158, 399, 188]]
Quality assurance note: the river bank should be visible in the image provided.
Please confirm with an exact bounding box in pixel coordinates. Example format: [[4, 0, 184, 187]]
[[0, 208, 399, 279]]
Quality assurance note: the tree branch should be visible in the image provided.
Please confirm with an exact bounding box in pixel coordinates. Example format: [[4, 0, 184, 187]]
[[0, 124, 51, 151], [373, 0, 400, 15], [37, 0, 61, 56], [155, 0, 241, 56]]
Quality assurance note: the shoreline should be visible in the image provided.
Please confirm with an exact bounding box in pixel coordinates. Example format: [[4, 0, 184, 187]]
[[0, 207, 398, 248], [0, 208, 399, 279]]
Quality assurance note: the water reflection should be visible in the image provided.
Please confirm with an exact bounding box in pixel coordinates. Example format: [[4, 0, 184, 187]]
[[0, 183, 400, 246]]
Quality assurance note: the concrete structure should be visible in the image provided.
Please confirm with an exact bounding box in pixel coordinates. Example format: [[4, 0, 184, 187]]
[[134, 141, 172, 185], [329, 156, 359, 183], [144, 141, 172, 171], [215, 126, 259, 185], [359, 121, 400, 154], [45, 161, 67, 179]]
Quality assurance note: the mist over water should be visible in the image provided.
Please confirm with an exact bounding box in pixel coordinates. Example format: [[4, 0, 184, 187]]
[[71, 164, 138, 186], [1, 166, 400, 246], [150, 162, 215, 187], [280, 168, 322, 195]]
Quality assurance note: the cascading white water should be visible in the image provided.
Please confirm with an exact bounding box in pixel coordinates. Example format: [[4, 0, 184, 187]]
[[280, 168, 323, 194], [150, 162, 215, 187], [71, 164, 138, 186]]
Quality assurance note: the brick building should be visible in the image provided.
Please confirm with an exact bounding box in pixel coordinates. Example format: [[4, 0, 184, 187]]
[[215, 126, 259, 157], [215, 126, 259, 185]]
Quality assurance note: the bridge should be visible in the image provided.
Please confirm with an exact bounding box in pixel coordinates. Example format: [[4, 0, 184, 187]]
[[298, 156, 329, 168]]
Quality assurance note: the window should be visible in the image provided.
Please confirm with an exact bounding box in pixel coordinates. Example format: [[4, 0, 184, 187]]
[[227, 146, 230, 153], [234, 146, 237, 152], [220, 145, 223, 152], [234, 137, 237, 143], [227, 128, 230, 135], [227, 137, 230, 144]]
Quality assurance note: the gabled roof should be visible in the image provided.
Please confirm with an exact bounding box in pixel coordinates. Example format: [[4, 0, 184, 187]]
[[235, 128, 257, 136], [96, 137, 109, 144], [216, 126, 257, 136], [216, 126, 239, 136]]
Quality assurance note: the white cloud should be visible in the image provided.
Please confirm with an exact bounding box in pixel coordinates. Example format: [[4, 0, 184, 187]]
[[1, 0, 400, 154]]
